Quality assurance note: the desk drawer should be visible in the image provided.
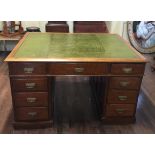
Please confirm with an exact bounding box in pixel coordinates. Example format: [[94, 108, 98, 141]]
[[108, 90, 138, 104], [15, 107, 49, 121], [109, 77, 141, 90], [14, 92, 48, 107], [48, 63, 108, 75], [9, 63, 46, 75], [111, 63, 145, 75], [106, 104, 135, 117], [11, 78, 48, 92]]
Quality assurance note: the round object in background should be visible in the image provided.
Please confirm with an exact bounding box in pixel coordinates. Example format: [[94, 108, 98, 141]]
[[26, 27, 41, 32], [127, 21, 155, 54]]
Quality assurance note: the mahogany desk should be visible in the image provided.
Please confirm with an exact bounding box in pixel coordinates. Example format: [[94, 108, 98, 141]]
[[5, 33, 146, 129]]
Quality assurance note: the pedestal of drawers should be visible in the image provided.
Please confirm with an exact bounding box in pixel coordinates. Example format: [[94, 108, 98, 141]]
[[102, 63, 144, 123], [9, 63, 53, 129]]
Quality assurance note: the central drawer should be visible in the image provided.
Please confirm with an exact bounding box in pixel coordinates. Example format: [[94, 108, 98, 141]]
[[11, 77, 48, 92], [14, 92, 48, 107], [15, 107, 49, 121], [48, 63, 108, 75]]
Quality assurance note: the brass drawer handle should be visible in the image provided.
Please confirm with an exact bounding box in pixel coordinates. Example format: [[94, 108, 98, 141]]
[[74, 67, 85, 73], [25, 83, 36, 89], [119, 81, 129, 87], [24, 67, 34, 74], [118, 95, 128, 101], [116, 108, 126, 113], [28, 112, 37, 117], [122, 67, 133, 74], [26, 97, 37, 103]]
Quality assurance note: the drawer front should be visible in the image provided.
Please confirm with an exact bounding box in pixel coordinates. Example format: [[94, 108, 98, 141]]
[[106, 104, 135, 117], [11, 78, 48, 92], [15, 107, 49, 121], [109, 77, 141, 90], [111, 63, 145, 75], [48, 63, 108, 75], [108, 90, 138, 104], [9, 63, 46, 75], [14, 92, 48, 107]]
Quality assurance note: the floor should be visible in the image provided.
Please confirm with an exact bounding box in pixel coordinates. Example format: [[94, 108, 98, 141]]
[[1, 51, 155, 133], [141, 53, 155, 105]]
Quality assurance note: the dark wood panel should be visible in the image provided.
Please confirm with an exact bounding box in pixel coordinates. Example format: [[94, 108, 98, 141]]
[[74, 21, 108, 33], [105, 104, 135, 117], [74, 25, 108, 33], [53, 77, 98, 123], [46, 22, 69, 32], [111, 63, 145, 75], [48, 63, 108, 75], [15, 107, 49, 121], [108, 90, 138, 104], [74, 21, 106, 25], [109, 77, 141, 90], [46, 26, 69, 32], [11, 77, 48, 92], [48, 21, 67, 24], [14, 92, 48, 107], [9, 62, 47, 75]]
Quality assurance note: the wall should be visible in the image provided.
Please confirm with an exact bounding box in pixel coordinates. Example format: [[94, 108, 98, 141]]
[[105, 21, 128, 40]]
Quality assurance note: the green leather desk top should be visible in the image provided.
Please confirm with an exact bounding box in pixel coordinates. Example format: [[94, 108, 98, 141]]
[[5, 33, 146, 62]]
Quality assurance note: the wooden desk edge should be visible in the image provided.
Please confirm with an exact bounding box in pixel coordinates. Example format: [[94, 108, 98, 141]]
[[5, 57, 146, 63]]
